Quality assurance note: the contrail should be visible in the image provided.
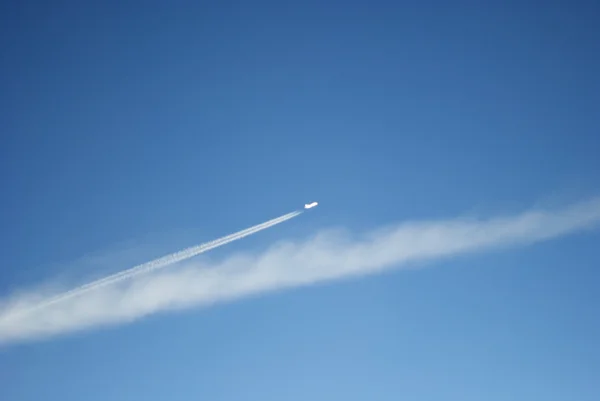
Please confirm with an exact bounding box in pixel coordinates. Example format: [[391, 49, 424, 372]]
[[20, 209, 303, 314], [2, 196, 600, 345]]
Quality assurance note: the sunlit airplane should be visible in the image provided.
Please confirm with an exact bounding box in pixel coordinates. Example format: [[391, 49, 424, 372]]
[[304, 202, 318, 209]]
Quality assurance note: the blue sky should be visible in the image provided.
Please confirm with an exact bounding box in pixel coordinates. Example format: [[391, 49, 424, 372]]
[[1, 1, 600, 400]]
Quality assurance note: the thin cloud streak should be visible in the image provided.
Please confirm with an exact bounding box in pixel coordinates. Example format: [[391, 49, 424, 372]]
[[22, 210, 302, 315], [1, 197, 600, 344]]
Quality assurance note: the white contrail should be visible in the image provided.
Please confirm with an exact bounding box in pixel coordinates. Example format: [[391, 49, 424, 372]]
[[1, 196, 600, 345], [20, 210, 303, 314]]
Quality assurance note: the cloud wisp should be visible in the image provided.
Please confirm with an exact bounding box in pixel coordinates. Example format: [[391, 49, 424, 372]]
[[1, 197, 600, 345]]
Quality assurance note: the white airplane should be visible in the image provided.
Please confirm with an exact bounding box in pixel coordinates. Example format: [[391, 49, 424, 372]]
[[304, 201, 318, 209]]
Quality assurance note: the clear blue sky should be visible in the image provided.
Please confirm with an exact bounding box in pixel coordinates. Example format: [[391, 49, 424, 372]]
[[1, 1, 599, 400]]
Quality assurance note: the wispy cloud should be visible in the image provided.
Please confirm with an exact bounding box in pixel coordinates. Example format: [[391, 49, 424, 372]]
[[1, 197, 600, 345]]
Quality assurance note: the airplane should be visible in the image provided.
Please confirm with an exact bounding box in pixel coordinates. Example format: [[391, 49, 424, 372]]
[[304, 201, 318, 209]]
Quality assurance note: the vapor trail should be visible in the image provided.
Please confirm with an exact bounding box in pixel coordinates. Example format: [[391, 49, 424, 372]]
[[22, 210, 303, 314], [2, 196, 600, 345]]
